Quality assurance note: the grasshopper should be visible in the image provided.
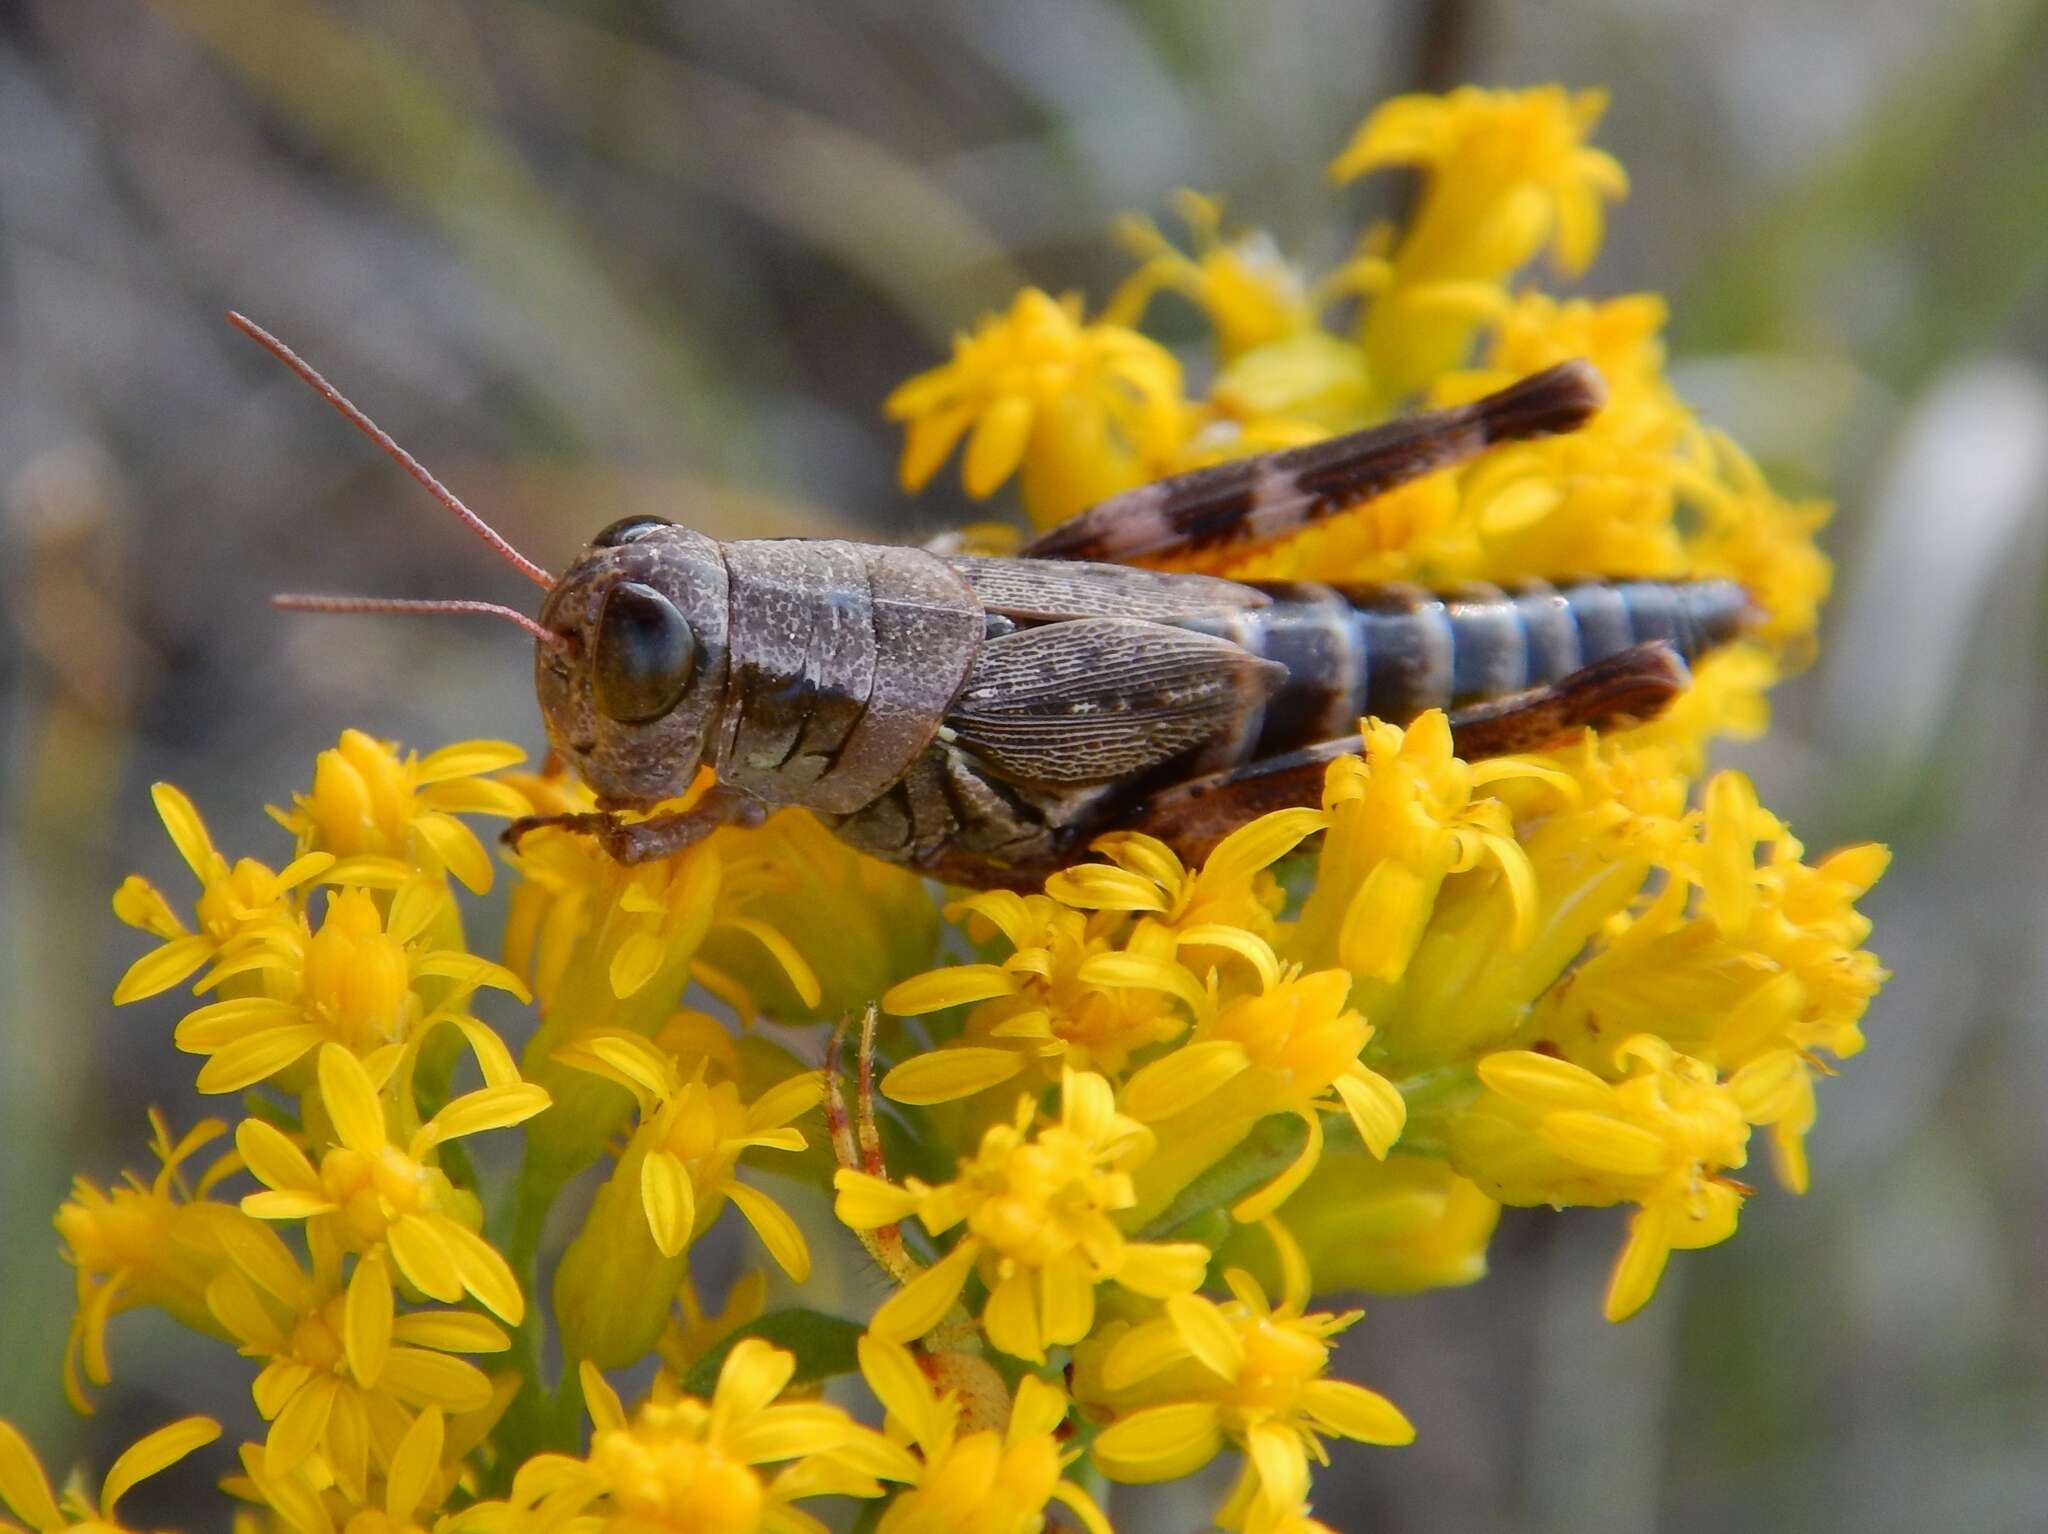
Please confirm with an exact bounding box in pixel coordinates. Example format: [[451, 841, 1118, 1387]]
[[240, 314, 1746, 891]]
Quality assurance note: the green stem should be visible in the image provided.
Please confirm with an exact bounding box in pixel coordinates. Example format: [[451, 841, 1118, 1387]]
[[483, 1163, 571, 1492]]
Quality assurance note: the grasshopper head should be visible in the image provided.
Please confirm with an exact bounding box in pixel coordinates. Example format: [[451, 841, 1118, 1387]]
[[536, 516, 731, 809]]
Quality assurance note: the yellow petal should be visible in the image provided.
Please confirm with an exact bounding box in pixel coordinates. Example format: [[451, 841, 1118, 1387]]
[[1475, 1051, 1614, 1111], [388, 1216, 464, 1304], [722, 916, 822, 1010], [1043, 863, 1169, 912], [100, 1416, 221, 1517], [1604, 1204, 1675, 1322], [378, 1347, 493, 1413], [344, 1252, 393, 1386], [1200, 806, 1326, 886], [265, 1375, 338, 1478], [963, 395, 1034, 498], [1243, 1419, 1310, 1507], [1121, 1040, 1248, 1122], [316, 1045, 387, 1156], [0, 1419, 63, 1531], [151, 782, 219, 879], [832, 1170, 921, 1230], [581, 1360, 627, 1433], [1100, 1320, 1191, 1391], [609, 931, 669, 999], [423, 1083, 551, 1144], [856, 1336, 944, 1450], [1090, 1401, 1224, 1484], [981, 1270, 1041, 1362], [1039, 1258, 1095, 1349], [1165, 1294, 1243, 1381], [414, 812, 494, 895], [1300, 1379, 1416, 1445], [431, 1217, 527, 1325], [1334, 1069, 1407, 1158], [390, 1312, 509, 1353], [1539, 1112, 1671, 1178], [236, 1118, 320, 1194], [382, 1406, 444, 1523], [416, 740, 526, 783], [724, 1404, 854, 1465], [1114, 1242, 1211, 1299], [868, 1240, 978, 1344], [726, 1181, 812, 1283], [881, 1047, 1023, 1105], [1076, 953, 1210, 1020], [641, 1151, 697, 1258], [882, 964, 1017, 1015], [114, 934, 216, 1005], [1051, 1480, 1116, 1534]]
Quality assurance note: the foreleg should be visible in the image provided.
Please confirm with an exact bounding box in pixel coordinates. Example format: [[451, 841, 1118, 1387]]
[[503, 783, 768, 864]]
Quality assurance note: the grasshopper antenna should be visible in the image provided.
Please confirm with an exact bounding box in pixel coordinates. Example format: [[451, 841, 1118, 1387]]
[[270, 593, 573, 652], [226, 310, 555, 590]]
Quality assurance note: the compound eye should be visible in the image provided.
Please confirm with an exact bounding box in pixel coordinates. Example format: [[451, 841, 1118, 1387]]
[[591, 581, 696, 724], [592, 515, 673, 548]]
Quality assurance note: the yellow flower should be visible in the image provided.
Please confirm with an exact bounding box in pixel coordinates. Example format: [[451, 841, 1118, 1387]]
[[1105, 191, 1318, 362], [1287, 711, 1557, 1008], [855, 1336, 1111, 1534], [1450, 1035, 1794, 1320], [0, 1415, 220, 1533], [173, 883, 528, 1096], [204, 1220, 508, 1494], [560, 1034, 821, 1276], [1333, 86, 1627, 404], [54, 1112, 251, 1410], [1122, 967, 1407, 1224], [1090, 1226, 1411, 1528], [885, 288, 1188, 528], [835, 1069, 1211, 1362], [112, 783, 329, 1006], [479, 1345, 892, 1534], [879, 895, 1202, 1105], [1531, 772, 1889, 1191], [272, 731, 530, 895], [237, 1044, 547, 1323], [230, 1404, 457, 1534]]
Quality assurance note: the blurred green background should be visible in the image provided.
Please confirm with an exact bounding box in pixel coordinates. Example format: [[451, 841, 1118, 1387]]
[[3, 1, 2046, 1529]]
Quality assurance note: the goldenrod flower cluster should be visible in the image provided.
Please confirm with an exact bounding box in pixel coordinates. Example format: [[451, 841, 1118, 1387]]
[[11, 87, 1886, 1533]]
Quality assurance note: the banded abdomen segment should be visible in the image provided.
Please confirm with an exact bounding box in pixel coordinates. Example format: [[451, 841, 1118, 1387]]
[[1177, 578, 1752, 760]]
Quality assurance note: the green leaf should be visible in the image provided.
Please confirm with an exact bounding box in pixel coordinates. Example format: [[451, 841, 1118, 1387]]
[[681, 1309, 867, 1397]]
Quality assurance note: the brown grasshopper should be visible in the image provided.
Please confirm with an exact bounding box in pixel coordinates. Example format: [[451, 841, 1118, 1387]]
[[238, 314, 1746, 892]]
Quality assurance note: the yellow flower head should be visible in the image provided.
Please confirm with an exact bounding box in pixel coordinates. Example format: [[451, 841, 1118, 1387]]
[[204, 1220, 508, 1496], [1106, 191, 1317, 362], [836, 1069, 1210, 1362], [1451, 1035, 1793, 1321], [1122, 967, 1406, 1224], [54, 1112, 248, 1411], [483, 1345, 891, 1534], [112, 783, 329, 1007], [172, 882, 528, 1096], [559, 1034, 821, 1278], [236, 1044, 547, 1323], [1090, 1225, 1411, 1528], [855, 1336, 1111, 1534], [0, 1415, 220, 1534], [272, 731, 530, 895], [879, 893, 1203, 1106], [1288, 711, 1554, 990], [885, 288, 1188, 527], [1335, 86, 1627, 403]]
